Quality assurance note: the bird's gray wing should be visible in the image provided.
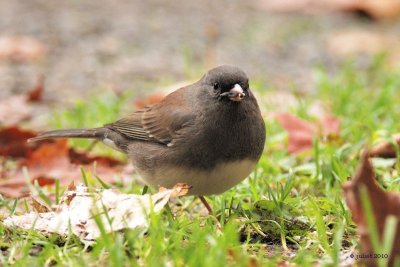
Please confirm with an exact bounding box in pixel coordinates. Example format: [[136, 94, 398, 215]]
[[106, 87, 195, 146]]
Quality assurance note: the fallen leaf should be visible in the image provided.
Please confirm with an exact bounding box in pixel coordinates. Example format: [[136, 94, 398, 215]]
[[31, 197, 50, 213], [16, 140, 125, 192], [0, 36, 45, 61], [162, 183, 192, 198], [68, 149, 122, 167], [255, 0, 400, 20], [27, 75, 45, 102], [0, 127, 38, 158], [3, 183, 188, 241], [369, 133, 400, 158], [134, 81, 190, 109], [327, 30, 398, 57], [275, 112, 340, 153], [255, 0, 350, 13], [358, 0, 400, 20], [0, 126, 126, 198], [320, 115, 340, 139], [134, 93, 165, 109], [67, 181, 76, 191], [343, 151, 400, 266]]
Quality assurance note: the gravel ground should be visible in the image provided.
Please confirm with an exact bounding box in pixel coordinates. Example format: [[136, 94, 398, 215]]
[[0, 0, 399, 101]]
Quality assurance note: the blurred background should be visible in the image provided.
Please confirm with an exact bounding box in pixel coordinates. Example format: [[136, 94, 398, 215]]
[[0, 0, 400, 101]]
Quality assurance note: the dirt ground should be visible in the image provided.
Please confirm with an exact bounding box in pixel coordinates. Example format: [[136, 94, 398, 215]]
[[1, 0, 400, 101]]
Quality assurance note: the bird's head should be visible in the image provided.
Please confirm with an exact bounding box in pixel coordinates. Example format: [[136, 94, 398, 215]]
[[201, 65, 249, 103]]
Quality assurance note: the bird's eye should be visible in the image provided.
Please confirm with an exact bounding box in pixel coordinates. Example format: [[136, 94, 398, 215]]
[[213, 83, 219, 90]]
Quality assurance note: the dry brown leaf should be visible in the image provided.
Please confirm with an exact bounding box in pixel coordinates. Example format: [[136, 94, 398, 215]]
[[27, 76, 45, 102], [0, 36, 45, 61], [67, 181, 76, 191], [256, 0, 351, 13], [31, 197, 50, 213], [15, 140, 124, 194], [369, 133, 400, 158], [275, 112, 340, 153], [68, 149, 122, 167], [166, 183, 191, 198], [359, 0, 400, 20], [0, 126, 126, 198], [4, 184, 186, 241], [0, 127, 38, 158], [327, 30, 398, 57], [134, 93, 166, 109], [343, 151, 400, 266], [255, 0, 400, 20]]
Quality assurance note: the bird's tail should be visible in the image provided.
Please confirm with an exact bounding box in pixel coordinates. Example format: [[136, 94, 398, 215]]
[[28, 127, 107, 142]]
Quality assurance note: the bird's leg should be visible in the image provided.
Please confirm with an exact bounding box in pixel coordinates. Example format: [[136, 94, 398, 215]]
[[199, 196, 223, 231], [199, 196, 213, 215]]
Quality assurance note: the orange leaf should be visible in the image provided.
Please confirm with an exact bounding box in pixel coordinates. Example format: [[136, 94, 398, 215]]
[[0, 127, 38, 158], [0, 127, 126, 198], [134, 93, 165, 109]]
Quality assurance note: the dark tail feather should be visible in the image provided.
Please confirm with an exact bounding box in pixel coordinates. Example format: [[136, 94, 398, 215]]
[[28, 127, 107, 143]]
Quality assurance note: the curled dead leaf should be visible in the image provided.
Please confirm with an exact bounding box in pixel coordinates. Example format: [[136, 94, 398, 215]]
[[171, 183, 192, 198], [343, 151, 400, 266], [31, 197, 50, 213], [4, 184, 183, 241], [358, 0, 400, 20], [64, 192, 77, 206], [369, 134, 400, 158], [67, 181, 76, 191]]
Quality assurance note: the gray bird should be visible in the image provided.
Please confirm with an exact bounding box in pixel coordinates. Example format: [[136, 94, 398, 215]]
[[29, 65, 266, 207]]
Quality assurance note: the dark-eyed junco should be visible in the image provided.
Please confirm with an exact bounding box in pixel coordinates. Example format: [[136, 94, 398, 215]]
[[29, 65, 266, 199]]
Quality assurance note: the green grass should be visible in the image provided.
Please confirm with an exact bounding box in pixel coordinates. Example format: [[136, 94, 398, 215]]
[[1, 59, 400, 266]]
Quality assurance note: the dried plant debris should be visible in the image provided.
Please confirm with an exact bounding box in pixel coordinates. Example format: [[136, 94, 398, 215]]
[[0, 127, 125, 198], [256, 0, 400, 20], [275, 112, 340, 154], [369, 133, 400, 158], [343, 152, 400, 266], [3, 183, 189, 242]]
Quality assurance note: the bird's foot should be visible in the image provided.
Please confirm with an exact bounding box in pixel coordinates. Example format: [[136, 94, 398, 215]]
[[199, 196, 223, 231]]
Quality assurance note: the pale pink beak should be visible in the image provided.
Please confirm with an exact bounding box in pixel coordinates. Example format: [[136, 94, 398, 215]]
[[228, 84, 245, 102]]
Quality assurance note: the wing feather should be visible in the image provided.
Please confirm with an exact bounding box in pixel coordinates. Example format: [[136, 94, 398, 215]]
[[106, 87, 195, 145]]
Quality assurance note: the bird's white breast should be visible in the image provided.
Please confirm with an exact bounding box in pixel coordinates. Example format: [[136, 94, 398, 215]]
[[136, 159, 257, 195]]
